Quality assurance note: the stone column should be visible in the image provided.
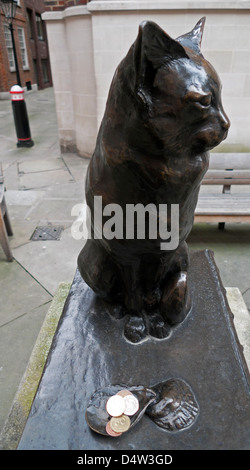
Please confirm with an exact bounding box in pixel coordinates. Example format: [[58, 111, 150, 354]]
[[42, 6, 97, 157]]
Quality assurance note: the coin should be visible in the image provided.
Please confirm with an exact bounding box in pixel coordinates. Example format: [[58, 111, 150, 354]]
[[117, 389, 133, 397], [123, 394, 139, 416], [106, 421, 123, 437], [110, 415, 131, 433], [106, 394, 126, 417]]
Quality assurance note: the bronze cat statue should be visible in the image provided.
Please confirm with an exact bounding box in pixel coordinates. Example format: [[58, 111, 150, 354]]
[[78, 18, 230, 343]]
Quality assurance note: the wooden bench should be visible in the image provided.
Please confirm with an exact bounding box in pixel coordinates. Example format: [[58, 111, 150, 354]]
[[195, 153, 250, 229], [0, 163, 13, 261]]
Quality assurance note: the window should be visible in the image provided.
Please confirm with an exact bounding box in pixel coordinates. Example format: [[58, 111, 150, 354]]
[[4, 24, 15, 71], [36, 14, 44, 40], [17, 27, 29, 70], [42, 60, 49, 84], [27, 9, 34, 39], [33, 59, 38, 85]]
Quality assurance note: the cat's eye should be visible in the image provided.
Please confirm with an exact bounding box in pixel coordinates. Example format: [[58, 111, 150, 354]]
[[198, 94, 212, 107], [185, 91, 212, 108]]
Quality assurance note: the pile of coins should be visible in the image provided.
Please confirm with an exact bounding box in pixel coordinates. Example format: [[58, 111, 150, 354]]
[[105, 389, 139, 437]]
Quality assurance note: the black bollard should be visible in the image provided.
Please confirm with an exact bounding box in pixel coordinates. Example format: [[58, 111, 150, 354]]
[[10, 85, 34, 148]]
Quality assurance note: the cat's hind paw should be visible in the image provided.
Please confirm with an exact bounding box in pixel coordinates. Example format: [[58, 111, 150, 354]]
[[160, 271, 191, 326], [148, 312, 171, 339], [124, 315, 147, 343]]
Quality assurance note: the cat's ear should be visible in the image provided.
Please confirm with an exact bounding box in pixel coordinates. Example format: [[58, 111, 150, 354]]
[[133, 21, 188, 95], [176, 17, 206, 54]]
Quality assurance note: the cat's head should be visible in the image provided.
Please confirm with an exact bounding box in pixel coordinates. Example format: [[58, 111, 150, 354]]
[[132, 18, 230, 155]]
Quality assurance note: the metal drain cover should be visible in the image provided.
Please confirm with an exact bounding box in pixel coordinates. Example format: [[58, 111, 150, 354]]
[[31, 226, 64, 241]]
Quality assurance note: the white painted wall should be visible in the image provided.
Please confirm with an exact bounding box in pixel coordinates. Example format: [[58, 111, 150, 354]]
[[43, 7, 97, 156], [43, 1, 250, 156]]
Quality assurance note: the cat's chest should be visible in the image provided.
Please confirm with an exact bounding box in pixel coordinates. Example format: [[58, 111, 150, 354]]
[[144, 153, 209, 192], [100, 152, 209, 205]]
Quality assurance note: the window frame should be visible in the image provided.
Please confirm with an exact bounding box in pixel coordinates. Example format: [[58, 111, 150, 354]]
[[27, 8, 34, 39], [17, 26, 29, 70], [4, 23, 15, 72], [41, 59, 49, 84], [35, 14, 44, 41]]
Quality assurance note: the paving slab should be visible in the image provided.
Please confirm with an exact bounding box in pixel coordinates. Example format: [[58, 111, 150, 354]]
[[62, 153, 90, 182], [4, 191, 47, 249], [18, 158, 66, 174], [12, 227, 85, 295], [2, 162, 19, 190], [226, 287, 250, 369], [25, 198, 80, 224], [18, 167, 74, 190], [45, 180, 85, 199], [242, 288, 250, 313], [5, 206, 37, 249], [5, 190, 46, 206], [0, 283, 70, 450], [0, 301, 51, 434], [0, 260, 52, 326], [187, 223, 250, 309], [212, 249, 250, 295]]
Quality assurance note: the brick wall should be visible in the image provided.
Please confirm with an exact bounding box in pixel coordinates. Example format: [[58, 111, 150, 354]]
[[0, 0, 53, 93], [0, 34, 9, 91], [44, 0, 88, 12], [25, 0, 53, 90], [26, 0, 48, 13], [0, 0, 35, 92]]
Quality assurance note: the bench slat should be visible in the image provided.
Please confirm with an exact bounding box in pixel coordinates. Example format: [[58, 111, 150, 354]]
[[196, 154, 250, 224], [202, 154, 250, 184], [194, 214, 250, 223], [202, 179, 250, 185], [195, 194, 250, 215], [204, 170, 250, 179]]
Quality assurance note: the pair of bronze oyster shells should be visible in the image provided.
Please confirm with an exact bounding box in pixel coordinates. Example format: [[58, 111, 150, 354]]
[[86, 379, 199, 436]]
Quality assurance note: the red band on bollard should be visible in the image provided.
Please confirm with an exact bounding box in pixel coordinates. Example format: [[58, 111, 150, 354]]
[[10, 85, 24, 101]]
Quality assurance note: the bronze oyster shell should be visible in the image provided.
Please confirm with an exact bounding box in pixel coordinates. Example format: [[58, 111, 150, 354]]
[[146, 379, 199, 432], [86, 384, 156, 436]]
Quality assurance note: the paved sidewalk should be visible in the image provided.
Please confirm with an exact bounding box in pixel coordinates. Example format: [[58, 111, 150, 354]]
[[0, 87, 249, 439], [0, 87, 89, 434]]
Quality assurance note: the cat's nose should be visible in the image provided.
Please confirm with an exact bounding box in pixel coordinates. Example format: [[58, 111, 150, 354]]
[[220, 108, 230, 130]]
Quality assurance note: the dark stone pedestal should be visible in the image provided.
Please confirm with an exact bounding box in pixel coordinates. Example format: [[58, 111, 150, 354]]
[[18, 250, 250, 450]]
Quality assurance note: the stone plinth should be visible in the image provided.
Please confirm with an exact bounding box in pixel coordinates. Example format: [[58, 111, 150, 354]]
[[18, 250, 250, 450]]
